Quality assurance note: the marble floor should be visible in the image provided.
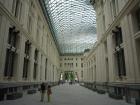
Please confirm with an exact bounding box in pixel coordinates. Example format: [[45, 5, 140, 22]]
[[0, 83, 134, 105]]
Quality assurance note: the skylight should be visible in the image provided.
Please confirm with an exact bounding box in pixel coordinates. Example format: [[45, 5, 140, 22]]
[[44, 0, 97, 54]]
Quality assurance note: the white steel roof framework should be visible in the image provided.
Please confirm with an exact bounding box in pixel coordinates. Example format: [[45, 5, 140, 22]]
[[44, 0, 97, 54]]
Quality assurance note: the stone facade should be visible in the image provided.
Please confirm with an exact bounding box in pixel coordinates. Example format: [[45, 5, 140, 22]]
[[0, 0, 59, 101], [59, 55, 84, 81], [83, 0, 140, 104]]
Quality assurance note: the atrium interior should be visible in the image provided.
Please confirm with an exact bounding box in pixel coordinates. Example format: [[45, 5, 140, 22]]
[[0, 0, 140, 105]]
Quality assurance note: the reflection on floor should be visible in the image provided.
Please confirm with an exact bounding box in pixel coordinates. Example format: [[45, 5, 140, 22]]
[[0, 83, 133, 105]]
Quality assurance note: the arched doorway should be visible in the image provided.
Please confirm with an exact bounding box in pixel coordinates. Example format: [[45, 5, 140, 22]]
[[64, 71, 75, 82], [59, 71, 79, 84]]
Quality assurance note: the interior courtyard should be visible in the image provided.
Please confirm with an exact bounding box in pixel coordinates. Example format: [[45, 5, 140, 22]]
[[0, 0, 140, 105]]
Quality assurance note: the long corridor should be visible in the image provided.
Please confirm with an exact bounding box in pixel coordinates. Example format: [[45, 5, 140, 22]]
[[0, 84, 133, 105]]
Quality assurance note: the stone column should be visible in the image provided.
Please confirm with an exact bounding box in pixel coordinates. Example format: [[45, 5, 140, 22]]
[[37, 52, 41, 82], [22, 0, 29, 31], [49, 63, 52, 82], [54, 67, 57, 82], [46, 61, 49, 82], [41, 55, 45, 81], [48, 62, 51, 82], [28, 45, 35, 81], [0, 17, 9, 81], [15, 35, 26, 81]]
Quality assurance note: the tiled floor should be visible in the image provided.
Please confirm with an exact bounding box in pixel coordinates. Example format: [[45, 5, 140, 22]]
[[0, 84, 134, 105]]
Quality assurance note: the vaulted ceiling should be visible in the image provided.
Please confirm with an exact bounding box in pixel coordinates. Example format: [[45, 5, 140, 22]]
[[43, 0, 97, 55]]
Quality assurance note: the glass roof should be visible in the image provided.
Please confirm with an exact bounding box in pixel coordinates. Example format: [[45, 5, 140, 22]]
[[44, 0, 97, 54]]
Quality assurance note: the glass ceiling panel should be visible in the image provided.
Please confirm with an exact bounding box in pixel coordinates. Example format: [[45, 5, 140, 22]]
[[44, 0, 97, 54]]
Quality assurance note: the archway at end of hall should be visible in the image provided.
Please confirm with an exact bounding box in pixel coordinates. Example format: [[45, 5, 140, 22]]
[[59, 71, 79, 83]]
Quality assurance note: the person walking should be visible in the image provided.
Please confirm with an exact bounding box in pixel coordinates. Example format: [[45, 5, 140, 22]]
[[47, 85, 52, 102], [40, 82, 46, 102]]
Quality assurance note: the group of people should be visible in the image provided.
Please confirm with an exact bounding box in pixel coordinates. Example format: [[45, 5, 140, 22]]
[[40, 83, 52, 102]]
